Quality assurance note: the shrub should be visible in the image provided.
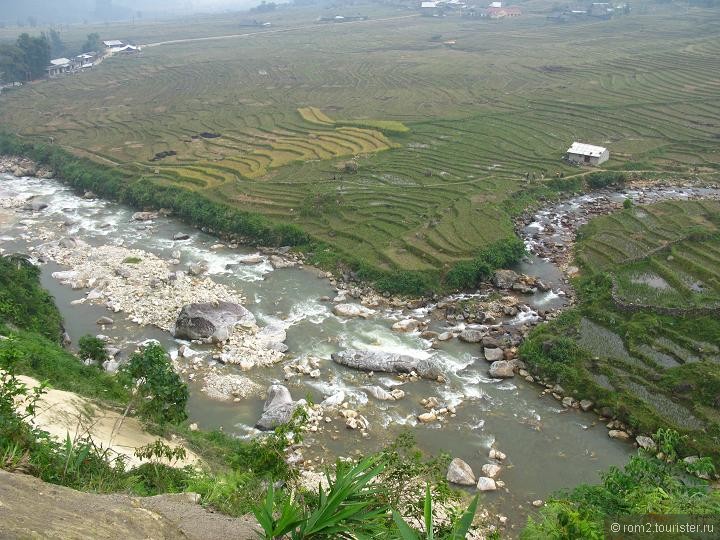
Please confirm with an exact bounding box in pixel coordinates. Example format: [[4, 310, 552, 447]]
[[120, 343, 188, 425], [78, 335, 109, 364], [444, 237, 526, 290], [585, 171, 626, 190]]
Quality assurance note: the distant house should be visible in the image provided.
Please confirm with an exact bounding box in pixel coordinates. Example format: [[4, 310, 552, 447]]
[[46, 57, 79, 78], [566, 142, 609, 166], [103, 40, 125, 48], [485, 5, 522, 18], [489, 1, 503, 7]]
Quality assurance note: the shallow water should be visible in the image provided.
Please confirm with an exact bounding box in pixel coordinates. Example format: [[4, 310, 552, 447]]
[[0, 172, 633, 528]]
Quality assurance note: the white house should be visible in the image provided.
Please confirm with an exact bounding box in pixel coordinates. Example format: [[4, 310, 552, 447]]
[[566, 142, 610, 166], [46, 58, 74, 78], [103, 40, 125, 48]]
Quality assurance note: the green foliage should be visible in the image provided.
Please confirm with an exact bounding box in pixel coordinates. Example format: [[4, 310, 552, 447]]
[[393, 484, 479, 540], [254, 456, 388, 539], [0, 329, 128, 403], [0, 44, 27, 83], [522, 430, 720, 539], [81, 33, 102, 54], [585, 171, 626, 190], [78, 334, 109, 364], [122, 256, 142, 264], [622, 197, 633, 209], [0, 254, 64, 342], [120, 343, 188, 425], [444, 237, 526, 290], [15, 33, 50, 80]]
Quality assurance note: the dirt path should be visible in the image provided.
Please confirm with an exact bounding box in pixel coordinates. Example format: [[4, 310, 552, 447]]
[[19, 375, 199, 469], [143, 14, 421, 48], [0, 470, 258, 539]]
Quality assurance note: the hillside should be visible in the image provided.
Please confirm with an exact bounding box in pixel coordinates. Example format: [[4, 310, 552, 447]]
[[1, 2, 719, 280]]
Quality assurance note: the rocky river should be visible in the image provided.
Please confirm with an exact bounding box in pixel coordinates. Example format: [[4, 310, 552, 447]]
[[8, 160, 716, 532]]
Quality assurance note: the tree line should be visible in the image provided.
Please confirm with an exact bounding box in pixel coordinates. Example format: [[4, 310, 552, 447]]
[[0, 31, 103, 84]]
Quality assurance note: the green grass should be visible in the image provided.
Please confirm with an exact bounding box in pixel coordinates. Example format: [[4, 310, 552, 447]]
[[2, 2, 720, 277]]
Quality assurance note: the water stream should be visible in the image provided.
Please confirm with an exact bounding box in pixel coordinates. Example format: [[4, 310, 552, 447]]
[[0, 172, 634, 529]]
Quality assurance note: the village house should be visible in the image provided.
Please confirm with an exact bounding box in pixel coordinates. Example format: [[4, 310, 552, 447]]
[[566, 142, 610, 166], [485, 5, 522, 18], [46, 57, 78, 78]]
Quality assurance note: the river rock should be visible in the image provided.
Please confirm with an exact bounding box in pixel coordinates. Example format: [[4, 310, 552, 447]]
[[96, 316, 114, 325], [188, 261, 208, 276], [459, 329, 484, 343], [484, 347, 504, 362], [238, 254, 264, 265], [322, 391, 346, 407], [476, 477, 497, 491], [269, 255, 296, 269], [489, 360, 514, 378], [331, 350, 442, 380], [264, 384, 293, 410], [481, 463, 502, 478], [417, 411, 437, 423], [437, 331, 453, 341], [363, 385, 396, 401], [636, 435, 656, 451], [131, 211, 158, 221], [173, 232, 190, 241], [332, 303, 375, 319], [23, 201, 48, 212], [493, 269, 519, 289], [173, 301, 255, 342], [392, 319, 422, 332], [579, 399, 594, 412], [256, 384, 304, 430], [447, 458, 476, 486], [608, 429, 630, 440], [203, 373, 262, 401]]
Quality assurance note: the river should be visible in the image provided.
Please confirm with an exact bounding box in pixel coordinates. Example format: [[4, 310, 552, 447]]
[[0, 171, 634, 531]]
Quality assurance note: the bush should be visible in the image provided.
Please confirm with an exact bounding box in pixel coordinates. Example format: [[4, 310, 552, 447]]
[[585, 171, 626, 190], [522, 430, 720, 539], [119, 343, 188, 425], [78, 335, 109, 364], [0, 254, 64, 342], [444, 237, 526, 290]]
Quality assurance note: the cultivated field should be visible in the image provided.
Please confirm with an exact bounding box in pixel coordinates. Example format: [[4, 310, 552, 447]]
[[578, 199, 720, 308], [2, 2, 720, 273]]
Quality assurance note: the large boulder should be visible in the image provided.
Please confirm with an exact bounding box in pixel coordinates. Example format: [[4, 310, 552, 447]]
[[331, 350, 442, 380], [492, 269, 519, 289], [489, 360, 514, 378], [477, 477, 497, 491], [459, 329, 484, 343], [392, 319, 422, 333], [332, 303, 375, 319], [483, 347, 505, 362], [264, 384, 293, 410], [363, 385, 396, 401], [174, 302, 255, 342], [447, 458, 476, 486], [256, 384, 304, 431]]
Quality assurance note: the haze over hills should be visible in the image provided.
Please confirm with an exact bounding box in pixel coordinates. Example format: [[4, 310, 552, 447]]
[[0, 0, 265, 24]]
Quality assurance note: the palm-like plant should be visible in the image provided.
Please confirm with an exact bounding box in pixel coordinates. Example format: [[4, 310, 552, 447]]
[[392, 484, 479, 540]]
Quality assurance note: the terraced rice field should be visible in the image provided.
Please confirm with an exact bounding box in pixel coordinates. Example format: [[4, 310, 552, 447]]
[[2, 2, 720, 271], [577, 199, 720, 308]]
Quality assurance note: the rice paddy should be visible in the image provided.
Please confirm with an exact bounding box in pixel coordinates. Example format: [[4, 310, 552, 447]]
[[2, 2, 720, 272], [577, 199, 720, 309]]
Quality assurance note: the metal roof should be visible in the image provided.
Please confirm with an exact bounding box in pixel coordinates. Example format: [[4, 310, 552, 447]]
[[421, 1, 438, 7], [103, 40, 124, 47], [567, 142, 607, 157], [49, 58, 71, 66]]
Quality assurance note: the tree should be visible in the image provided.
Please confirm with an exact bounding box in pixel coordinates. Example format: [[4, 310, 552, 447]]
[[45, 29, 65, 58], [16, 33, 50, 80], [0, 44, 27, 83], [78, 335, 109, 364], [120, 343, 188, 424], [81, 33, 102, 54]]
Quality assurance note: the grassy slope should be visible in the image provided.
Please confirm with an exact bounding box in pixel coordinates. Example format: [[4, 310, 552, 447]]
[[520, 199, 720, 461], [2, 2, 720, 276]]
